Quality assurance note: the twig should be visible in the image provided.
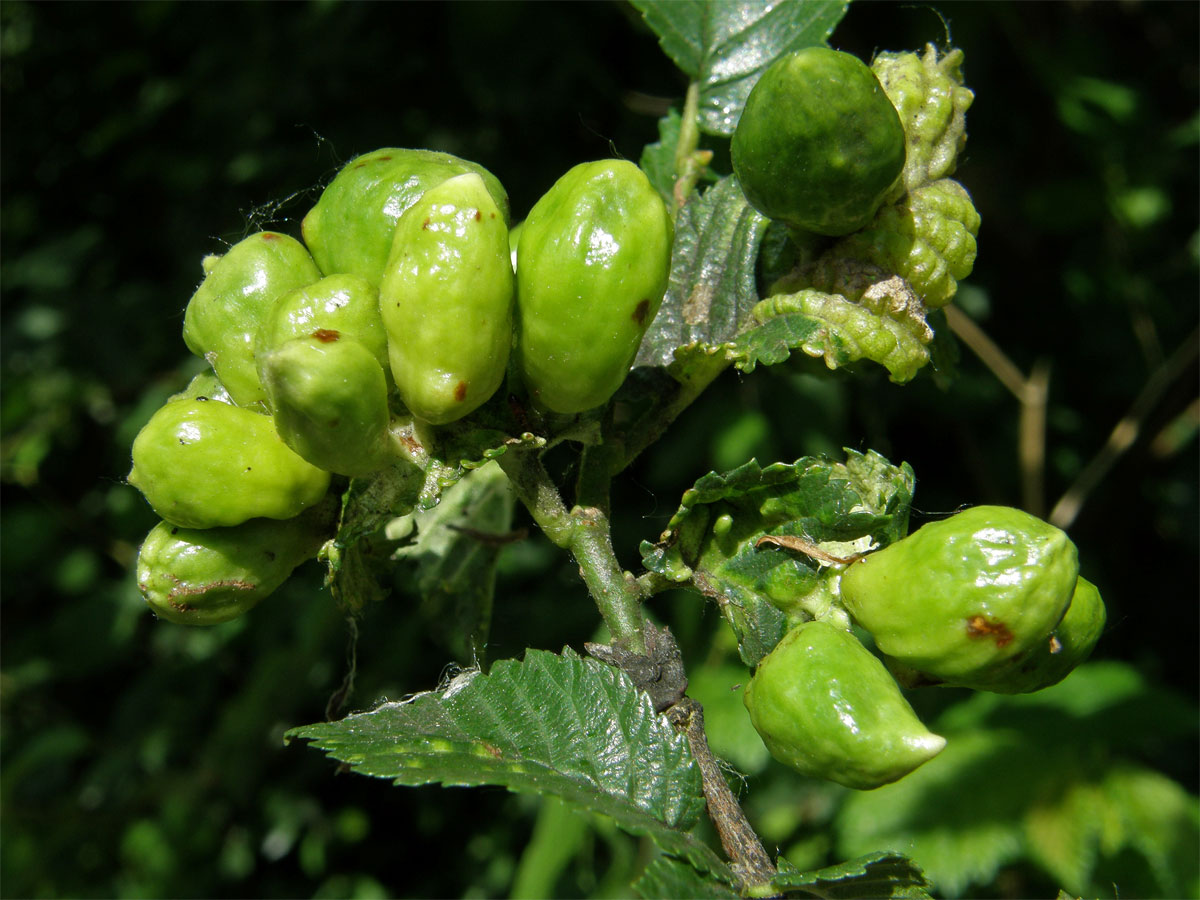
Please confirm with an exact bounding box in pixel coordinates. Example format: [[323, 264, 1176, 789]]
[[1018, 359, 1050, 518], [666, 698, 777, 892], [498, 449, 647, 654], [944, 304, 1050, 516], [943, 304, 1027, 399], [1049, 327, 1199, 529]]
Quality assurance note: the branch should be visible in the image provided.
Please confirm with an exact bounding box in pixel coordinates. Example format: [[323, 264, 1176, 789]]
[[667, 698, 777, 892], [945, 304, 1049, 516], [498, 449, 647, 654], [1049, 327, 1199, 529]]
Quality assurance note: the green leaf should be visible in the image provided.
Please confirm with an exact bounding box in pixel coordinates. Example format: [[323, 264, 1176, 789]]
[[319, 461, 424, 612], [634, 176, 770, 371], [333, 460, 424, 549], [640, 108, 683, 204], [288, 648, 727, 876], [391, 461, 515, 665], [773, 851, 933, 899], [640, 449, 915, 666], [631, 0, 849, 136], [835, 662, 1200, 898], [633, 855, 740, 899]]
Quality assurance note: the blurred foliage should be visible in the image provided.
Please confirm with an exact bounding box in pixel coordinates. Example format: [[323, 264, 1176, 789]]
[[1, 2, 1195, 898]]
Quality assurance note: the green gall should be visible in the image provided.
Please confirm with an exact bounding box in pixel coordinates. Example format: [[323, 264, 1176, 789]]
[[168, 370, 233, 405], [743, 620, 946, 790], [136, 506, 332, 625], [128, 398, 330, 528], [302, 147, 510, 286], [732, 47, 906, 236], [928, 575, 1106, 694], [260, 334, 395, 477], [839, 505, 1078, 688], [872, 45, 974, 197], [379, 172, 515, 425], [516, 159, 672, 414], [182, 232, 322, 407], [257, 274, 389, 381]]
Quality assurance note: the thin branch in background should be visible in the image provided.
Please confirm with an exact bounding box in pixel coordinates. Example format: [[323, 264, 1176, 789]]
[[1018, 359, 1051, 519], [1049, 328, 1199, 529], [944, 304, 1049, 516], [1149, 396, 1200, 458]]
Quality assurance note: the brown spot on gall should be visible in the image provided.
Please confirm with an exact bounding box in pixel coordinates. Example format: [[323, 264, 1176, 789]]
[[312, 328, 341, 343], [454, 381, 468, 402], [261, 233, 280, 241], [966, 615, 1014, 648], [422, 217, 431, 230], [378, 155, 393, 161], [632, 299, 651, 326], [474, 209, 482, 222]]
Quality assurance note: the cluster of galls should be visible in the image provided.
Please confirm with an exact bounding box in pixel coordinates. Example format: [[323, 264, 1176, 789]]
[[744, 507, 1105, 790], [129, 150, 672, 625]]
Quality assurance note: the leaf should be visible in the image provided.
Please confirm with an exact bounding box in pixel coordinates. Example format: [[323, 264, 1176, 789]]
[[634, 176, 769, 371], [319, 460, 424, 612], [730, 295, 932, 384], [835, 662, 1200, 898], [288, 648, 727, 876], [631, 0, 849, 136], [640, 108, 683, 204], [633, 855, 739, 899], [391, 461, 515, 665], [333, 459, 424, 549], [835, 729, 1035, 897], [640, 449, 915, 666], [773, 851, 933, 899]]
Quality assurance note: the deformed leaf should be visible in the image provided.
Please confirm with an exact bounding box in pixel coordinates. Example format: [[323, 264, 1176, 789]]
[[631, 0, 849, 136], [732, 290, 932, 384], [391, 461, 515, 665], [773, 851, 933, 899], [635, 176, 769, 371], [633, 855, 739, 899], [288, 647, 726, 875], [640, 450, 915, 666]]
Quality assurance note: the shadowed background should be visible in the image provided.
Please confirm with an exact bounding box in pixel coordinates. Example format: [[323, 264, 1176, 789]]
[[2, 2, 1196, 897]]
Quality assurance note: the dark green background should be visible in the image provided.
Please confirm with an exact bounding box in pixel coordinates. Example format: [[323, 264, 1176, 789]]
[[3, 2, 1196, 897]]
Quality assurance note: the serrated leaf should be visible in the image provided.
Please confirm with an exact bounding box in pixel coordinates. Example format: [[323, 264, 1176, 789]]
[[635, 177, 769, 370], [631, 0, 849, 136], [391, 461, 515, 665], [633, 855, 739, 899], [640, 108, 683, 204], [289, 648, 726, 875], [640, 450, 914, 666], [773, 851, 933, 899], [835, 662, 1200, 898], [835, 729, 1034, 897]]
